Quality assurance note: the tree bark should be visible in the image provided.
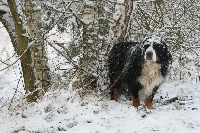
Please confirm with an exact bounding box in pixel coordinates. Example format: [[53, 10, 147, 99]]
[[7, 0, 38, 102], [25, 0, 50, 93], [72, 0, 98, 94], [111, 0, 135, 44]]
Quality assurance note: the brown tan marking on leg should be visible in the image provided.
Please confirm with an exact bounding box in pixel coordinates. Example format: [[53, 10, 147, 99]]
[[145, 97, 154, 109], [113, 89, 119, 102], [132, 96, 140, 107]]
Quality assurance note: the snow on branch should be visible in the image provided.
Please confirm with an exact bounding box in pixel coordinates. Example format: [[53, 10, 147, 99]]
[[0, 2, 9, 13]]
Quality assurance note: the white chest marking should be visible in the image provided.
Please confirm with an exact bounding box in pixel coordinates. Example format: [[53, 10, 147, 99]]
[[138, 62, 163, 100]]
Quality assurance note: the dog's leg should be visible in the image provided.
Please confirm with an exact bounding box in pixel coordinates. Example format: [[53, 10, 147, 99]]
[[111, 76, 121, 102], [112, 89, 119, 102], [129, 82, 142, 108], [145, 97, 154, 109], [145, 86, 159, 109], [128, 82, 142, 107], [132, 96, 140, 107]]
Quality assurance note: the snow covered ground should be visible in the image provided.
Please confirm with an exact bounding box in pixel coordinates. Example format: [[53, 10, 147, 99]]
[[1, 80, 200, 133], [0, 23, 200, 133]]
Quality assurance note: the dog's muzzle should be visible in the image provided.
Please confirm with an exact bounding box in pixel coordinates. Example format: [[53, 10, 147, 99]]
[[146, 51, 153, 60]]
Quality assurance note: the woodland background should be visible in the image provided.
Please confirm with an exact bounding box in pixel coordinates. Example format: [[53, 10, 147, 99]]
[[0, 0, 199, 102], [0, 0, 199, 132]]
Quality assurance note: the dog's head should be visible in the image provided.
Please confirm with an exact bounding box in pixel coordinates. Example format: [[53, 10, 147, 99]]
[[141, 35, 169, 63]]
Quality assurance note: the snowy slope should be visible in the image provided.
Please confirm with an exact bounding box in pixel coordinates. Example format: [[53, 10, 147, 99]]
[[0, 22, 200, 133], [0, 81, 200, 133]]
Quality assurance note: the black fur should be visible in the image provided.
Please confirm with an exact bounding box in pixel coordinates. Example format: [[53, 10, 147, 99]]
[[108, 36, 171, 105], [108, 42, 140, 99]]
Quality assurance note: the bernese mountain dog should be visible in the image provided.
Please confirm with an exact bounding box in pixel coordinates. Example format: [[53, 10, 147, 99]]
[[108, 35, 171, 109]]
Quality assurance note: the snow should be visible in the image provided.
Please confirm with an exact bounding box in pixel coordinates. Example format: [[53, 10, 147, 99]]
[[0, 4, 9, 13], [85, 1, 95, 6], [117, 0, 125, 3], [0, 22, 200, 133], [0, 0, 9, 12], [142, 35, 163, 46]]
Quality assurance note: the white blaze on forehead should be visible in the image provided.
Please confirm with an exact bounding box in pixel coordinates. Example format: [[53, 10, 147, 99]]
[[149, 36, 161, 43], [144, 45, 157, 62], [143, 35, 162, 46], [144, 36, 159, 62]]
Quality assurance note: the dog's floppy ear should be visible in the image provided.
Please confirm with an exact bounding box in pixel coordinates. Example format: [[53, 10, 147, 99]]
[[161, 40, 171, 62], [164, 44, 172, 63], [167, 50, 172, 63]]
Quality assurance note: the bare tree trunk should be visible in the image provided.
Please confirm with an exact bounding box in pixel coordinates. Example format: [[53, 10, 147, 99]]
[[72, 1, 98, 95], [0, 0, 50, 102], [111, 0, 136, 44], [25, 0, 50, 93], [0, 10, 19, 53], [7, 1, 38, 102]]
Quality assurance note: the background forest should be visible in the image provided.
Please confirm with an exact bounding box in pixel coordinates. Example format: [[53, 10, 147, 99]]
[[0, 0, 200, 132]]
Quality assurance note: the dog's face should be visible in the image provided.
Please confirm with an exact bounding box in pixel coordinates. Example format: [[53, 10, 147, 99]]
[[141, 35, 168, 63]]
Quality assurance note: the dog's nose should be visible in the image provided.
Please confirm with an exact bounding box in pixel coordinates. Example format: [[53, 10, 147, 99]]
[[146, 51, 153, 60], [147, 51, 153, 56]]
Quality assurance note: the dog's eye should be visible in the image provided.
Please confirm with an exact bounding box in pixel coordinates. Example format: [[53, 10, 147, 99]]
[[153, 42, 159, 45], [144, 44, 150, 49], [153, 43, 160, 48], [153, 44, 158, 48]]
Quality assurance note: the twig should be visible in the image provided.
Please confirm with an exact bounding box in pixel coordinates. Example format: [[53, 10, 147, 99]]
[[0, 52, 17, 65], [8, 76, 22, 110], [0, 39, 39, 71]]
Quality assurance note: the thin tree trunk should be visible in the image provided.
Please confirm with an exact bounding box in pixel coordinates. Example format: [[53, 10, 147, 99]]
[[111, 0, 135, 44], [72, 1, 98, 94], [7, 1, 38, 102], [0, 10, 19, 53], [25, 0, 50, 93]]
